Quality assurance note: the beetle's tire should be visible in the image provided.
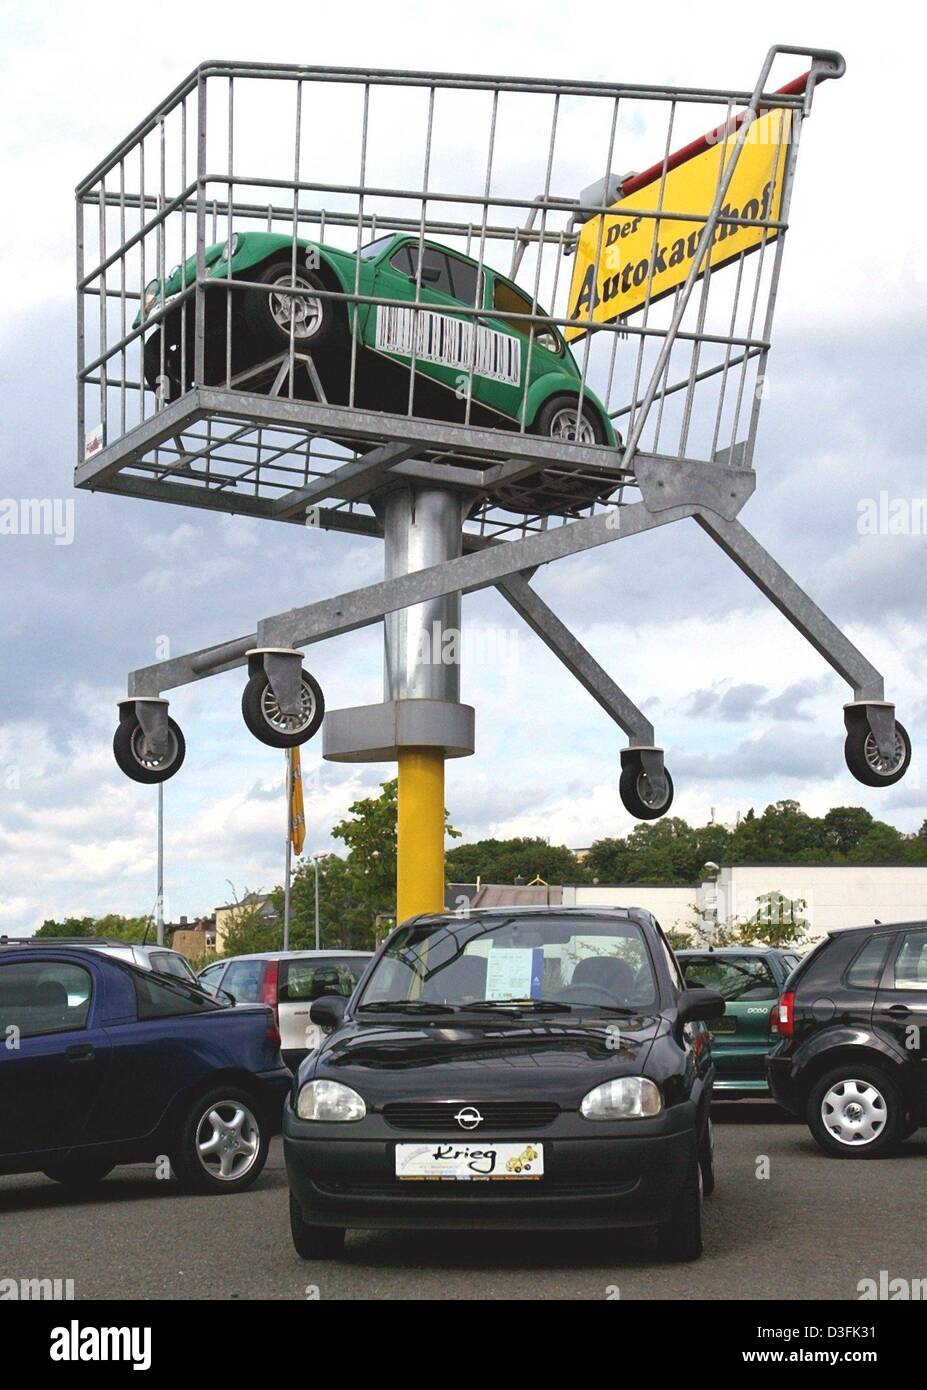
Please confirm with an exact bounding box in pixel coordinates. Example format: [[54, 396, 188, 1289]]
[[698, 1116, 716, 1197], [658, 1160, 703, 1261], [171, 1086, 269, 1195], [241, 669, 325, 749], [42, 1159, 114, 1190], [844, 716, 911, 787], [531, 394, 608, 446], [142, 329, 184, 403], [113, 716, 186, 785], [290, 1191, 346, 1259], [807, 1065, 903, 1159], [619, 756, 674, 820], [242, 260, 335, 355]]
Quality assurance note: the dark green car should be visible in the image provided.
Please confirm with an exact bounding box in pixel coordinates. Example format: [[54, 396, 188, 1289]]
[[677, 948, 801, 1097], [137, 230, 616, 452]]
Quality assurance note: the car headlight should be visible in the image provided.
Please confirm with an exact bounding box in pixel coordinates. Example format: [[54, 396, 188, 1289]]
[[296, 1079, 366, 1122], [580, 1077, 662, 1120], [143, 278, 160, 316], [220, 233, 241, 261]]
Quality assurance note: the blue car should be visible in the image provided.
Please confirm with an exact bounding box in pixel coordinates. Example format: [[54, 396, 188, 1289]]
[[0, 946, 291, 1194]]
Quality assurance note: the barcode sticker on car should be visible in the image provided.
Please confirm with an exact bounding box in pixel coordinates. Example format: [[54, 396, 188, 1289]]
[[375, 306, 521, 386]]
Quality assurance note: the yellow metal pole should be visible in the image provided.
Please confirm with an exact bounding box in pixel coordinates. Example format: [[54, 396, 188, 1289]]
[[396, 747, 446, 921]]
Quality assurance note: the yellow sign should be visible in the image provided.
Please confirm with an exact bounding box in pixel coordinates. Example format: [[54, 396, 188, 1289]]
[[566, 107, 791, 339], [289, 746, 306, 856]]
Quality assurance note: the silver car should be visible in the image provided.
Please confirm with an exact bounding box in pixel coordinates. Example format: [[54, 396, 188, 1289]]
[[198, 951, 372, 1069]]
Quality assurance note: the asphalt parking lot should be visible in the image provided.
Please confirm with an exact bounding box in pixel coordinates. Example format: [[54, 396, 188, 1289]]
[[2, 1103, 924, 1301]]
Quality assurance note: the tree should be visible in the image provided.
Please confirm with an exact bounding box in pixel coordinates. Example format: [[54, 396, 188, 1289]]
[[822, 806, 875, 858], [691, 890, 810, 949], [92, 914, 154, 943], [446, 836, 588, 886], [270, 779, 459, 952], [220, 888, 281, 956], [727, 800, 828, 863], [35, 917, 95, 938]]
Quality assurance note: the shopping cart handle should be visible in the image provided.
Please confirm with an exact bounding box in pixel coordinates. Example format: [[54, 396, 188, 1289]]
[[760, 45, 846, 113]]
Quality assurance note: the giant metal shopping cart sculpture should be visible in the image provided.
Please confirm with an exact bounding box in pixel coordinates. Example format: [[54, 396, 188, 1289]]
[[76, 46, 911, 918]]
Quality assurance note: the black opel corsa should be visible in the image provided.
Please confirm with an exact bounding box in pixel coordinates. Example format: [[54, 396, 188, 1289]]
[[284, 907, 724, 1261]]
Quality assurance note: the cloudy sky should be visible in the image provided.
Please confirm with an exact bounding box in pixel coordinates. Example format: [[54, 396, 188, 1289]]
[[0, 2, 924, 933]]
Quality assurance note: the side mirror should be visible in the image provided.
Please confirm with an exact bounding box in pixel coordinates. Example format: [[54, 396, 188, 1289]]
[[677, 987, 725, 1027], [310, 995, 347, 1030]]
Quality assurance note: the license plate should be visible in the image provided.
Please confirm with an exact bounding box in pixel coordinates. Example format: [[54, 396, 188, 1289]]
[[711, 1018, 737, 1035], [395, 1141, 544, 1180]]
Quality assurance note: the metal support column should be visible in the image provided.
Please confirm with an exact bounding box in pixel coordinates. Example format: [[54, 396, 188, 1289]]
[[381, 487, 465, 922]]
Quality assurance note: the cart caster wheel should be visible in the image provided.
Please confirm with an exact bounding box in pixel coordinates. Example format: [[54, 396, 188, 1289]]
[[844, 715, 911, 787], [241, 668, 325, 748], [113, 714, 186, 784], [619, 752, 674, 820]]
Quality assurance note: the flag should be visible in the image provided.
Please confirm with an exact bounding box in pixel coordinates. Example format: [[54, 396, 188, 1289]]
[[288, 747, 306, 856]]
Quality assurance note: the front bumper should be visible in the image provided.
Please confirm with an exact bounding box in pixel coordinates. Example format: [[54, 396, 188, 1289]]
[[284, 1101, 698, 1231]]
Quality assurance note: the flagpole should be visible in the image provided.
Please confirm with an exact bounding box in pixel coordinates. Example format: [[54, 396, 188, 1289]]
[[283, 749, 292, 951]]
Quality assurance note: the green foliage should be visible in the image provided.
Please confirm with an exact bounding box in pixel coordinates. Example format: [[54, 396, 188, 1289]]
[[446, 836, 591, 886], [35, 914, 152, 941], [690, 890, 810, 950], [35, 916, 95, 938], [269, 779, 457, 952], [219, 887, 281, 957], [583, 800, 925, 886]]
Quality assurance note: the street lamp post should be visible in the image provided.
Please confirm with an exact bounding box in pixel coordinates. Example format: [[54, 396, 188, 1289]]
[[312, 853, 322, 950]]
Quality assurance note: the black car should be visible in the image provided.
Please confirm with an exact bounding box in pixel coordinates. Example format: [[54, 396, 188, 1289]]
[[767, 920, 927, 1158], [283, 907, 724, 1261]]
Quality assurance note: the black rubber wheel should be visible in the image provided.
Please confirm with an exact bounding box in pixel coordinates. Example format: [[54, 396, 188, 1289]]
[[619, 756, 674, 820], [807, 1064, 904, 1159], [657, 1160, 703, 1261], [290, 1191, 346, 1259], [143, 329, 177, 401], [531, 393, 608, 446], [698, 1116, 716, 1197], [844, 716, 911, 787], [170, 1086, 269, 1195], [241, 669, 325, 749], [113, 715, 186, 785], [242, 259, 335, 355], [42, 1158, 114, 1190]]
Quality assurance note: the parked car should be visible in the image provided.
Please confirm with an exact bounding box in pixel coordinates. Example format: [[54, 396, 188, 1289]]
[[767, 920, 927, 1158], [284, 907, 724, 1261], [198, 951, 372, 1070], [137, 231, 618, 478], [0, 936, 200, 984], [0, 947, 291, 1193], [677, 947, 801, 1097]]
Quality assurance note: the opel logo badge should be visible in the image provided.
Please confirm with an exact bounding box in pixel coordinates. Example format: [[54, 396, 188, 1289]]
[[454, 1105, 483, 1130]]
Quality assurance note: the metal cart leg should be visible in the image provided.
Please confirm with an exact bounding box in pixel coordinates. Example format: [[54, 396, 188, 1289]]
[[696, 512, 911, 783]]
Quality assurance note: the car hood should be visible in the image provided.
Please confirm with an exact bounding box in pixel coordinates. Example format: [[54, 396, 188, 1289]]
[[306, 1011, 668, 1107]]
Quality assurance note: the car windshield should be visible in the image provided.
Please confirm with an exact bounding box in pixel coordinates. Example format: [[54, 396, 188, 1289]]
[[358, 234, 397, 259], [680, 955, 778, 1001], [357, 915, 658, 1011]]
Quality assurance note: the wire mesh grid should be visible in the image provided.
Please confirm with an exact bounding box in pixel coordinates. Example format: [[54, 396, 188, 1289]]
[[76, 58, 821, 542]]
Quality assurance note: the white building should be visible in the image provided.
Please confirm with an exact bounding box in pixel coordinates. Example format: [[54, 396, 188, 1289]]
[[563, 865, 927, 944]]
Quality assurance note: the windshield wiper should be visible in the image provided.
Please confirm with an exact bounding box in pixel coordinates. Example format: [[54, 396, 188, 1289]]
[[356, 1001, 456, 1016], [463, 998, 574, 1014]]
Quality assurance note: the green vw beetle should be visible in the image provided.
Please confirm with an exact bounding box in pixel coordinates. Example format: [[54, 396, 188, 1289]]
[[136, 230, 617, 451]]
